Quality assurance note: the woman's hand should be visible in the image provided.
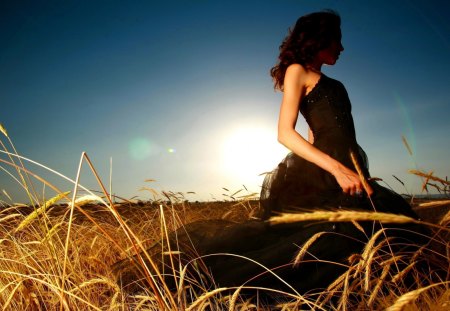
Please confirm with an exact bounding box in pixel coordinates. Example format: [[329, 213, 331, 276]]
[[332, 163, 374, 197]]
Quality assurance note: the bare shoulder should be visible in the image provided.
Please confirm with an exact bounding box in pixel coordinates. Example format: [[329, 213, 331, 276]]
[[284, 64, 308, 92], [286, 64, 321, 95], [285, 63, 308, 77]]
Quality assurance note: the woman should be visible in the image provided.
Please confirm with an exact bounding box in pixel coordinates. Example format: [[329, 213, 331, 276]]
[[115, 11, 427, 295], [259, 10, 417, 220]]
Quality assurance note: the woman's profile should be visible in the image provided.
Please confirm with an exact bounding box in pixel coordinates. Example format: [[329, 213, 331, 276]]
[[259, 10, 417, 220], [114, 10, 428, 295]]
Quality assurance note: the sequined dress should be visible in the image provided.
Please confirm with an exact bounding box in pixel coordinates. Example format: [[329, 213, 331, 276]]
[[259, 74, 417, 220]]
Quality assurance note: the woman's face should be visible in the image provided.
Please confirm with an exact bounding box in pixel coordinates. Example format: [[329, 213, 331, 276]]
[[317, 39, 344, 65]]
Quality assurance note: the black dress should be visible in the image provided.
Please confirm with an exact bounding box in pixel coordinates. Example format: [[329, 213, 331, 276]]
[[259, 74, 418, 220], [115, 75, 428, 295]]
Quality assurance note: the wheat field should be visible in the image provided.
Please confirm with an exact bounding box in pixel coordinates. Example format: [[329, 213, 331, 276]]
[[0, 125, 449, 310]]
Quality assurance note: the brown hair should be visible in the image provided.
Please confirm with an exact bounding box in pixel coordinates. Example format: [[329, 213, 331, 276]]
[[270, 10, 341, 90]]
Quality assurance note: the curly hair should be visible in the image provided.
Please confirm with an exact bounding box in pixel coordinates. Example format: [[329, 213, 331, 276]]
[[270, 10, 341, 90]]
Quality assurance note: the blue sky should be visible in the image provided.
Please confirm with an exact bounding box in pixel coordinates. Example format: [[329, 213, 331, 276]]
[[1, 0, 449, 203]]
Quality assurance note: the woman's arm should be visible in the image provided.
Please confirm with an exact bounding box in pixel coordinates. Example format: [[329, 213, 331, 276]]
[[308, 128, 314, 144], [277, 64, 373, 196]]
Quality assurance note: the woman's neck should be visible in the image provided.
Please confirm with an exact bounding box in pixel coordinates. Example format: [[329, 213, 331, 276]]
[[306, 63, 322, 73], [305, 59, 323, 72], [308, 50, 329, 71]]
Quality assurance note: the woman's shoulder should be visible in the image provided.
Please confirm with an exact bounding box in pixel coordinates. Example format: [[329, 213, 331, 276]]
[[285, 63, 322, 81], [284, 63, 309, 87], [286, 63, 308, 75], [285, 64, 322, 94]]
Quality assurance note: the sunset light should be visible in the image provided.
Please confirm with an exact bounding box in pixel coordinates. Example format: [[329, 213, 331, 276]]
[[221, 125, 287, 184]]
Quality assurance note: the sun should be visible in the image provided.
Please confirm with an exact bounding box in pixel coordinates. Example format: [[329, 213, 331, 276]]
[[221, 125, 288, 185]]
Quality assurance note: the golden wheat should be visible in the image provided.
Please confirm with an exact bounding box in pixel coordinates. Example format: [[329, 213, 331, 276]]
[[363, 237, 394, 292], [337, 270, 351, 311], [0, 213, 22, 224], [68, 194, 104, 208], [391, 261, 416, 284], [269, 210, 417, 225], [0, 123, 8, 137], [0, 196, 447, 310], [367, 262, 391, 307], [386, 282, 450, 311], [293, 231, 326, 267], [367, 255, 403, 307], [185, 287, 229, 311], [409, 170, 450, 186], [440, 210, 450, 225], [0, 127, 447, 310], [15, 191, 70, 233], [350, 220, 366, 235], [350, 150, 372, 196], [418, 200, 450, 208], [228, 286, 243, 311]]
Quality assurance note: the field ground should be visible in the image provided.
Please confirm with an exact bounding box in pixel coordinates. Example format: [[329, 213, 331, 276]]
[[0, 196, 448, 310]]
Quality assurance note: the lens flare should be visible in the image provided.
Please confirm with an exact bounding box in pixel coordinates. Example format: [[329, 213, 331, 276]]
[[393, 92, 416, 163], [129, 137, 161, 160]]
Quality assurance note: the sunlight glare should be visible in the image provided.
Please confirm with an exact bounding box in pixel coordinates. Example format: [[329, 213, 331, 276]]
[[221, 125, 288, 184]]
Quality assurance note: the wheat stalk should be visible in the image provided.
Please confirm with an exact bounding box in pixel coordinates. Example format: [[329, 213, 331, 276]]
[[440, 210, 450, 225], [418, 200, 450, 207], [228, 286, 242, 311], [186, 288, 229, 311], [70, 277, 120, 293], [351, 220, 366, 235], [337, 269, 351, 311], [134, 295, 158, 309], [350, 151, 372, 197], [368, 261, 392, 307], [0, 213, 22, 224], [367, 255, 403, 307], [293, 231, 326, 266], [15, 191, 70, 233], [0, 123, 8, 137], [2, 280, 23, 311], [40, 222, 63, 244], [391, 261, 416, 284], [353, 229, 384, 277], [321, 271, 347, 306], [67, 194, 103, 208], [386, 281, 450, 311], [363, 238, 394, 292], [0, 124, 40, 206], [269, 211, 416, 225], [409, 170, 450, 186]]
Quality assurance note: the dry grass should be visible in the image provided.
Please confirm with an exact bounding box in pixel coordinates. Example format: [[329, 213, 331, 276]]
[[0, 196, 447, 310], [1, 127, 449, 310], [269, 210, 418, 225]]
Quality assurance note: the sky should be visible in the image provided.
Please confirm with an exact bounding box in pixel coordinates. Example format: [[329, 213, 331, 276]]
[[1, 0, 449, 204]]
